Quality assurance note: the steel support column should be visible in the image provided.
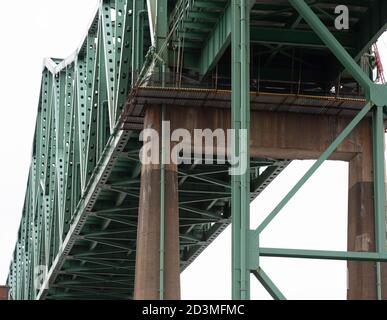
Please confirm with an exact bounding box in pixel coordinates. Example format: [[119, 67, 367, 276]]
[[132, 0, 146, 82], [231, 0, 250, 300], [157, 0, 169, 300], [373, 105, 387, 299]]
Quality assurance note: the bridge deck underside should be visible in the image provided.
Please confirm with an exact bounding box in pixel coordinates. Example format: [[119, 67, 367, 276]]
[[43, 128, 289, 300], [131, 87, 367, 119], [43, 87, 372, 299]]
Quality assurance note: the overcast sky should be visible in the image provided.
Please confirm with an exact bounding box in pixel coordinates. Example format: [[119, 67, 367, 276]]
[[0, 1, 386, 300]]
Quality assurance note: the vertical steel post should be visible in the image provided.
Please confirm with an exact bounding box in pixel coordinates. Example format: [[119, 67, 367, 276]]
[[231, 0, 241, 296], [240, 0, 250, 301], [132, 0, 146, 82], [377, 262, 382, 299], [157, 0, 168, 301], [231, 0, 250, 300], [159, 63, 167, 299], [160, 102, 166, 300], [373, 105, 386, 299]]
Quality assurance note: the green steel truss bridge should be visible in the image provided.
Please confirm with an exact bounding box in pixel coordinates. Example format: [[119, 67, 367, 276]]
[[6, 0, 387, 300]]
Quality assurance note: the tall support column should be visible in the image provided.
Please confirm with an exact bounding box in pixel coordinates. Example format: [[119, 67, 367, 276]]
[[0, 286, 9, 300], [231, 0, 250, 300], [134, 106, 180, 300], [373, 105, 387, 300], [347, 117, 387, 299]]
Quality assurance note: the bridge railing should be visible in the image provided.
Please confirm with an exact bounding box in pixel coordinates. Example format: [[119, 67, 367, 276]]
[[134, 70, 366, 99]]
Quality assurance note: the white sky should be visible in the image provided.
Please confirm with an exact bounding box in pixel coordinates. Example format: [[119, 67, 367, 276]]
[[0, 1, 386, 300]]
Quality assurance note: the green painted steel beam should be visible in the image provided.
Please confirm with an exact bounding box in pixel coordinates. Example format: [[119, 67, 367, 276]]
[[259, 248, 387, 262], [179, 171, 231, 189], [132, 0, 146, 80], [199, 1, 231, 75], [101, 1, 117, 132], [252, 268, 286, 300], [288, 0, 375, 100], [114, 0, 133, 118], [194, 1, 227, 10], [373, 105, 387, 255], [160, 104, 166, 300], [250, 27, 356, 50], [157, 0, 168, 300], [231, 0, 250, 301], [373, 104, 387, 300], [85, 28, 100, 186], [180, 206, 223, 220], [184, 22, 214, 30], [189, 11, 220, 20], [254, 102, 372, 237], [178, 31, 208, 41], [198, 1, 358, 76]]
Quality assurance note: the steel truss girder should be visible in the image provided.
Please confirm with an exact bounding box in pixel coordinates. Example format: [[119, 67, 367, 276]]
[[199, 2, 355, 76], [7, 0, 134, 300]]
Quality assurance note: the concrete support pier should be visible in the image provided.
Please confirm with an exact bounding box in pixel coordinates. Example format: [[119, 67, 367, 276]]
[[0, 286, 9, 300], [347, 123, 387, 299], [134, 106, 180, 300], [134, 104, 386, 300]]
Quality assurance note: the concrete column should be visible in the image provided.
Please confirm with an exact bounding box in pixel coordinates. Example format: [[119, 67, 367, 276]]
[[133, 105, 385, 299], [0, 286, 9, 300], [347, 119, 387, 299], [134, 106, 180, 300]]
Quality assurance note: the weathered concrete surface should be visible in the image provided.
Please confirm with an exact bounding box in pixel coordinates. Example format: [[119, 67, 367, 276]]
[[135, 104, 384, 300], [168, 106, 366, 160], [134, 106, 180, 300], [0, 286, 9, 300], [347, 123, 387, 300]]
